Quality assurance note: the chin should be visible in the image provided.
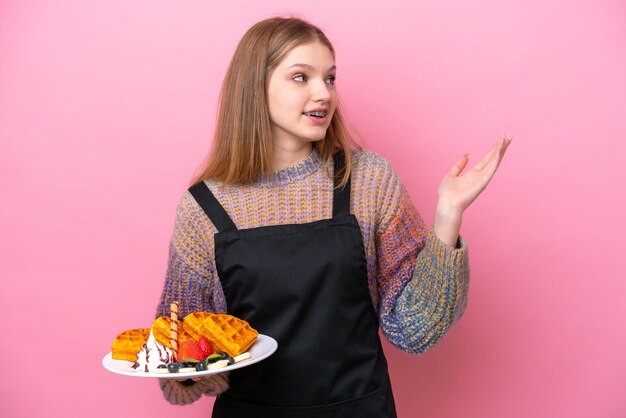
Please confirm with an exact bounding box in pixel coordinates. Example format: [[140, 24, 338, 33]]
[[305, 130, 329, 142], [307, 136, 326, 143]]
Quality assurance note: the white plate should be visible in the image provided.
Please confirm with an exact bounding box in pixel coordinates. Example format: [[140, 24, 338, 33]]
[[102, 334, 277, 379]]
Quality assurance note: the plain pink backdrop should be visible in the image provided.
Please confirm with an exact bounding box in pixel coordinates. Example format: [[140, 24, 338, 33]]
[[2, 1, 625, 417]]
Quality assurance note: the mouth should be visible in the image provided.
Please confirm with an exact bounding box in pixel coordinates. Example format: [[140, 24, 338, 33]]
[[302, 110, 327, 119]]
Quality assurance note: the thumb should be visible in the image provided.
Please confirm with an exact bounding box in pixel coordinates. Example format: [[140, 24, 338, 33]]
[[448, 154, 469, 177]]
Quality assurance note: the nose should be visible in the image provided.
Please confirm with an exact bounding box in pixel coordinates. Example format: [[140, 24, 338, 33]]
[[311, 78, 332, 102]]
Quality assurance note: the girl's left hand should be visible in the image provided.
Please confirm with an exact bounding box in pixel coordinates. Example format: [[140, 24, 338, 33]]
[[433, 136, 511, 247], [437, 136, 512, 213]]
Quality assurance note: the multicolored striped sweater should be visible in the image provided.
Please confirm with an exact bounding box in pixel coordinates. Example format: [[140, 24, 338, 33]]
[[156, 149, 470, 355], [156, 149, 470, 404]]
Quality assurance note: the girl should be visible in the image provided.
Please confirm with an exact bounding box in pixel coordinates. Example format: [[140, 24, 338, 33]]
[[156, 16, 510, 417]]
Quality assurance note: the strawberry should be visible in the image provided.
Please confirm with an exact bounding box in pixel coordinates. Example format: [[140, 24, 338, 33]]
[[198, 336, 213, 357], [178, 338, 205, 361]]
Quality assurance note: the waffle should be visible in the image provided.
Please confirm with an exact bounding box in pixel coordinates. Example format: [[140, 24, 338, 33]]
[[183, 312, 258, 357], [111, 328, 150, 361], [152, 316, 191, 348]]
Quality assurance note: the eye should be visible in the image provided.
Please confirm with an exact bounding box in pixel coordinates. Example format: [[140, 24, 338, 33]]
[[326, 75, 336, 85], [293, 74, 307, 82]]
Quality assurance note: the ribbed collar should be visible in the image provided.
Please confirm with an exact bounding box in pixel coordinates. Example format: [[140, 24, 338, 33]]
[[254, 149, 323, 187]]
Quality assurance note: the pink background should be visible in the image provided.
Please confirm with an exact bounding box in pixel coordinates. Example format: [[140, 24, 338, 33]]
[[2, 0, 625, 417]]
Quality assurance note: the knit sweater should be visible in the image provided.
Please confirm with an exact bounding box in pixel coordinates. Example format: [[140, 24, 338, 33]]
[[156, 149, 470, 404]]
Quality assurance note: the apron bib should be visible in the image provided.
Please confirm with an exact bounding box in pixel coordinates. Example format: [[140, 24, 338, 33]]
[[189, 154, 397, 418]]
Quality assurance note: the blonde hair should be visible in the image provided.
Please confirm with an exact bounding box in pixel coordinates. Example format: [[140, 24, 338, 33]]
[[192, 17, 358, 187]]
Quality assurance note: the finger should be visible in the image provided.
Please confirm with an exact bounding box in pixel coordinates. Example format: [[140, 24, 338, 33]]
[[475, 136, 511, 171], [501, 136, 512, 157], [494, 136, 513, 164], [473, 143, 498, 171], [447, 154, 469, 177], [484, 136, 512, 175]]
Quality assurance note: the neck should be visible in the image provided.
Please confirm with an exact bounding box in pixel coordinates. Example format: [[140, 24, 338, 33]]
[[272, 141, 314, 171]]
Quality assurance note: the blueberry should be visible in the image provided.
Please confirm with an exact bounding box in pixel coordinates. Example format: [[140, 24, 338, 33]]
[[226, 356, 235, 365], [157, 364, 167, 369], [195, 362, 207, 371], [167, 363, 180, 373]]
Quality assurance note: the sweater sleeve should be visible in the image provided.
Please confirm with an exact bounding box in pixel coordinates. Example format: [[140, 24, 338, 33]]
[[155, 192, 229, 404], [374, 163, 470, 354], [155, 191, 227, 318]]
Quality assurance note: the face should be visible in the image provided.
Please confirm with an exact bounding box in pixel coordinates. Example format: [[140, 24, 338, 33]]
[[266, 42, 337, 150]]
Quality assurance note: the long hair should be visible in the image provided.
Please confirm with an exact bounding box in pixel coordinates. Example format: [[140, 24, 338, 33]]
[[192, 17, 358, 187]]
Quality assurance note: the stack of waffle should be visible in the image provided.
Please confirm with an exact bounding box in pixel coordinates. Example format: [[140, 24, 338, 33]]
[[111, 312, 258, 362]]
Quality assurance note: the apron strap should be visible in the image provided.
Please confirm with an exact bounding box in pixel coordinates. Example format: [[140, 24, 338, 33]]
[[333, 152, 352, 218], [188, 182, 237, 232]]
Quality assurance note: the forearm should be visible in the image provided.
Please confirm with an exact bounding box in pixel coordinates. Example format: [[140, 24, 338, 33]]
[[381, 228, 470, 354], [433, 203, 463, 248]]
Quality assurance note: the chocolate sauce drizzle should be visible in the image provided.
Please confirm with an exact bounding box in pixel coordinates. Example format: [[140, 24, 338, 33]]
[[131, 341, 170, 372]]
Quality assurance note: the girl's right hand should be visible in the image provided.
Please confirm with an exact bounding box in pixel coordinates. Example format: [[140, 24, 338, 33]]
[[159, 372, 229, 405]]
